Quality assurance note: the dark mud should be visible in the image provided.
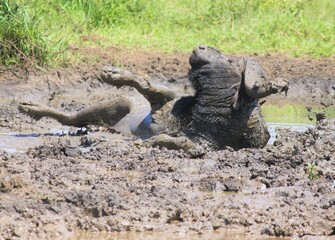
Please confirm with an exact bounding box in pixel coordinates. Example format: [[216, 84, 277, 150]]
[[0, 49, 334, 239]]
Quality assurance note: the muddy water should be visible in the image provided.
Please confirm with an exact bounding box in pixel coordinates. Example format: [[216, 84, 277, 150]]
[[263, 104, 335, 144], [71, 229, 288, 240], [0, 128, 72, 153], [1, 52, 334, 240], [1, 104, 334, 152], [262, 104, 335, 124]]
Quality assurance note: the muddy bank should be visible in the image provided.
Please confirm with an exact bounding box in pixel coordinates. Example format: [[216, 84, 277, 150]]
[[0, 50, 334, 239], [0, 119, 334, 239]]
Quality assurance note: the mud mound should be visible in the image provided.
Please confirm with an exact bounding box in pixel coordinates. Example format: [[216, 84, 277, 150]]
[[0, 119, 334, 239]]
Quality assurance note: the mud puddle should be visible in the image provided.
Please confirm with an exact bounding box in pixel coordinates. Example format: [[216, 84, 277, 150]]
[[71, 229, 288, 240], [263, 104, 335, 144], [0, 128, 131, 153], [0, 122, 312, 152], [0, 128, 72, 153], [1, 104, 332, 152], [262, 104, 335, 124]]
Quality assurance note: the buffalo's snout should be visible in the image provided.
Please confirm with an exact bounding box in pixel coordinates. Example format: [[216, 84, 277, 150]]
[[198, 45, 206, 50], [193, 44, 207, 54]]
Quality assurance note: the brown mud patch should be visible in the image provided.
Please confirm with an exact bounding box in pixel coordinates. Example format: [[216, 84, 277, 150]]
[[0, 47, 334, 239]]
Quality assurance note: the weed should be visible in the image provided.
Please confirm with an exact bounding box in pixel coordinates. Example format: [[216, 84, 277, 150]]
[[306, 162, 319, 181]]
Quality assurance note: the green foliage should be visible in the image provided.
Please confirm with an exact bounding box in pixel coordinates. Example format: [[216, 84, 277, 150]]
[[50, 0, 335, 57], [0, 0, 50, 65], [1, 0, 334, 65], [306, 162, 319, 181], [54, 0, 158, 28]]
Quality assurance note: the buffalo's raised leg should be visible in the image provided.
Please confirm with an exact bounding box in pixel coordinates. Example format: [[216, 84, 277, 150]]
[[18, 97, 132, 127], [100, 66, 176, 111], [243, 59, 289, 99]]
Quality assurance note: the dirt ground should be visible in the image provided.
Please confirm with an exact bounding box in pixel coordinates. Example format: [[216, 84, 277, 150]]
[[0, 47, 334, 239]]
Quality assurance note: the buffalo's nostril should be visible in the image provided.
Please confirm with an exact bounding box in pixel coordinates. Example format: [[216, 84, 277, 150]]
[[198, 45, 206, 50], [111, 67, 120, 74]]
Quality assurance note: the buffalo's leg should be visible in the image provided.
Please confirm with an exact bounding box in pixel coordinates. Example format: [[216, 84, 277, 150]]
[[100, 66, 176, 111], [242, 109, 270, 148], [243, 59, 289, 99], [18, 97, 132, 127], [145, 134, 194, 151]]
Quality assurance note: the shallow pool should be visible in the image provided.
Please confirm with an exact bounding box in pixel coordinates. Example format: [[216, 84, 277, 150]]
[[0, 104, 333, 153]]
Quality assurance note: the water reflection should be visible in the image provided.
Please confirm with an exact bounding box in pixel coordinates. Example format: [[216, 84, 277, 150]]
[[262, 104, 334, 144], [262, 104, 335, 124], [13, 132, 67, 137], [0, 129, 71, 153], [267, 123, 313, 145]]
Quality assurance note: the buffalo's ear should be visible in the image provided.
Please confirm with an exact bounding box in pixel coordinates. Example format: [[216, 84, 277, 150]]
[[227, 57, 246, 110]]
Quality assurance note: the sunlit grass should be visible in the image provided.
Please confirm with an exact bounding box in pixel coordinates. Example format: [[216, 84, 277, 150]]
[[0, 1, 50, 65], [2, 0, 334, 65]]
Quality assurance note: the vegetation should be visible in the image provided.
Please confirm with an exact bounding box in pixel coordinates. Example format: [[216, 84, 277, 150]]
[[0, 0, 334, 65], [0, 1, 50, 65], [306, 162, 319, 181]]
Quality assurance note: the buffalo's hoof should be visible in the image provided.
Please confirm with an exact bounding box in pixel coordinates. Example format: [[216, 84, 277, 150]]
[[101, 66, 121, 80], [18, 102, 45, 120], [272, 78, 289, 95], [100, 66, 135, 86]]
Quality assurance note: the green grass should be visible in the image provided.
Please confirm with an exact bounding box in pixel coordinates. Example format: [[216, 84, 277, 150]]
[[0, 1, 49, 65], [1, 0, 334, 65]]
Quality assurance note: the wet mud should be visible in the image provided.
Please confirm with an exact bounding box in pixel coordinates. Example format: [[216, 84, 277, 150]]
[[0, 49, 334, 239]]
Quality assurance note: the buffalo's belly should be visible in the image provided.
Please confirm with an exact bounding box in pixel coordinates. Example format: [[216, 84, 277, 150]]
[[189, 105, 270, 149]]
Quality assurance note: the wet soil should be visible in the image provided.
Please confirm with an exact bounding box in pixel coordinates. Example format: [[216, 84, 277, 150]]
[[0, 47, 334, 239]]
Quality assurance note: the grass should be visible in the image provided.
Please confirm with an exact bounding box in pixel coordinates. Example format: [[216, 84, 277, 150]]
[[1, 0, 334, 65], [0, 1, 49, 65]]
